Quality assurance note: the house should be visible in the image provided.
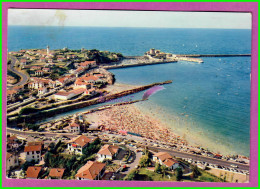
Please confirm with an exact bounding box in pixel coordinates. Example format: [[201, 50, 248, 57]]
[[69, 122, 80, 134], [153, 152, 179, 170], [20, 58, 27, 65], [67, 135, 96, 155], [6, 152, 19, 171], [79, 61, 96, 68], [40, 57, 46, 63], [26, 166, 42, 179], [38, 87, 47, 95], [57, 57, 66, 62], [35, 70, 44, 76], [74, 77, 92, 89], [85, 88, 96, 96], [24, 142, 42, 162], [30, 66, 42, 71], [7, 135, 21, 151], [75, 67, 85, 77], [42, 67, 50, 73], [97, 144, 119, 162], [75, 161, 106, 180], [48, 168, 65, 179], [56, 75, 76, 86], [7, 89, 17, 101]]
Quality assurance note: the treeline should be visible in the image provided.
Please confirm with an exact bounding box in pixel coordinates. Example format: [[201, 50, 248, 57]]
[[8, 69, 21, 82], [44, 138, 101, 179]]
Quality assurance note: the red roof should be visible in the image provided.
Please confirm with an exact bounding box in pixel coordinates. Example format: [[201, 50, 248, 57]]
[[49, 168, 65, 179], [68, 135, 92, 147], [26, 166, 42, 179], [24, 144, 42, 152], [75, 161, 105, 180], [6, 152, 13, 160], [70, 122, 80, 128]]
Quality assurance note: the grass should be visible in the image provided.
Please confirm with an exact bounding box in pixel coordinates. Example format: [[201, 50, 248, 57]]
[[137, 168, 176, 181], [132, 167, 225, 182], [194, 171, 225, 182]]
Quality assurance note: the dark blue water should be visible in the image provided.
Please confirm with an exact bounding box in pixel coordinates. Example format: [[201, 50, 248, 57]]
[[8, 26, 251, 156]]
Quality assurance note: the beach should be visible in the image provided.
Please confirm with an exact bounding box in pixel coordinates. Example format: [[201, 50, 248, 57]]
[[85, 103, 186, 145]]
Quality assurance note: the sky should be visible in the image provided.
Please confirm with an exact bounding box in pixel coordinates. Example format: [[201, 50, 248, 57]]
[[8, 9, 252, 29]]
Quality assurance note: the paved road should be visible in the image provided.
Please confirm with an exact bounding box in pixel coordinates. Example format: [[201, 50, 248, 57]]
[[6, 128, 249, 171], [7, 128, 76, 138], [8, 55, 29, 89], [124, 146, 142, 174], [148, 146, 249, 171]]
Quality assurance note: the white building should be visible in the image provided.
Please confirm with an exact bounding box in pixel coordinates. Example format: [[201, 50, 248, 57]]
[[153, 152, 179, 170], [24, 142, 42, 162], [97, 144, 119, 162], [6, 152, 19, 171], [67, 135, 95, 155], [38, 87, 47, 95], [69, 122, 80, 134], [54, 88, 85, 101], [35, 70, 44, 76]]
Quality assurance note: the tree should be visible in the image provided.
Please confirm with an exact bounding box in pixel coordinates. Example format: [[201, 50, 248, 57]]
[[192, 165, 201, 178], [161, 165, 168, 178], [19, 107, 39, 115], [176, 167, 183, 181], [21, 160, 36, 171], [139, 155, 150, 168], [154, 163, 161, 173], [125, 169, 138, 181]]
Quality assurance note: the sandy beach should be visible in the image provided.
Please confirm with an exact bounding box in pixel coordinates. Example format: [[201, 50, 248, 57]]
[[85, 103, 187, 145]]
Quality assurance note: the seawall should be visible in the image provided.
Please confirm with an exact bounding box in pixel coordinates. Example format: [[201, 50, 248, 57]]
[[7, 80, 172, 125]]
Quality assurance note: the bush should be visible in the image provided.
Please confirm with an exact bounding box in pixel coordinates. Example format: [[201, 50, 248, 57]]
[[154, 163, 161, 173], [176, 167, 183, 181], [19, 107, 39, 115], [26, 123, 40, 131], [124, 169, 139, 181], [139, 155, 150, 168], [192, 165, 201, 178], [21, 160, 36, 171]]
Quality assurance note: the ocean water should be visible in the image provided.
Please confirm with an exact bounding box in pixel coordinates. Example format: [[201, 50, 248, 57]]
[[8, 26, 251, 156]]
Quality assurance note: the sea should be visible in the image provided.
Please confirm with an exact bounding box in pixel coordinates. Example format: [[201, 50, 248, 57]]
[[8, 26, 251, 156]]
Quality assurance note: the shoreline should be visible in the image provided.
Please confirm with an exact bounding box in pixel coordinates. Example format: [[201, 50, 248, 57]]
[[82, 88, 248, 158]]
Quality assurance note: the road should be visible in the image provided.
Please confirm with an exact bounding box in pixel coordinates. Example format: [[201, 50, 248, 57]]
[[8, 55, 29, 89], [124, 146, 142, 174], [148, 146, 249, 171], [6, 128, 249, 171]]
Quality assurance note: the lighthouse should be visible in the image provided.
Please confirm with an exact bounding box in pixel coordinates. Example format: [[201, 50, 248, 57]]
[[47, 45, 50, 55]]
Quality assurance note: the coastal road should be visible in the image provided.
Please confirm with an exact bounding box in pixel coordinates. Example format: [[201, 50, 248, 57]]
[[148, 146, 249, 171], [7, 128, 249, 171], [8, 55, 29, 89], [6, 128, 77, 138]]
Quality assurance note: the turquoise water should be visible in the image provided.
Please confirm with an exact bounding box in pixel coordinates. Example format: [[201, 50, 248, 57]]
[[110, 57, 251, 156], [8, 26, 251, 156]]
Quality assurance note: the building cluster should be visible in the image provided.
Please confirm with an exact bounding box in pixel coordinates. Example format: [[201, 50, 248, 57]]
[[144, 48, 177, 60], [6, 132, 126, 180], [7, 46, 113, 104]]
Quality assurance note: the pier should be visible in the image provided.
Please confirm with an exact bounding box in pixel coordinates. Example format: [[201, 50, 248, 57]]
[[176, 54, 251, 58], [102, 60, 177, 70]]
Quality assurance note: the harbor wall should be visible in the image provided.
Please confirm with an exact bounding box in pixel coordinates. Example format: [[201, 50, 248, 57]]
[[7, 80, 172, 125]]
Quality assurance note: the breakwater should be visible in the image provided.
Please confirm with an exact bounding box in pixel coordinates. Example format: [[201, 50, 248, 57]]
[[7, 80, 172, 125], [102, 61, 177, 70], [176, 54, 251, 58]]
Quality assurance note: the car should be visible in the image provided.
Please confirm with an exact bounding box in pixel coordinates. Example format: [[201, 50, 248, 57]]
[[230, 164, 238, 168]]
